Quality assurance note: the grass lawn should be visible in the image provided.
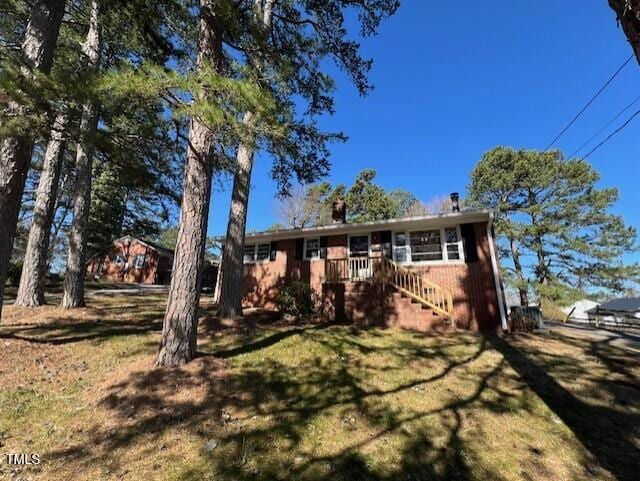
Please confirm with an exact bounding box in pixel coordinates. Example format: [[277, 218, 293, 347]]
[[0, 293, 638, 481]]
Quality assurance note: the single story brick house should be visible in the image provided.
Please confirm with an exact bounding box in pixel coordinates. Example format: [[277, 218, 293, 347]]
[[86, 236, 174, 284], [222, 200, 508, 332]]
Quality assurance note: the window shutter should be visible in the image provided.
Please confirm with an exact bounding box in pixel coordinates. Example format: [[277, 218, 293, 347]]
[[461, 223, 478, 263], [295, 238, 304, 260], [319, 236, 328, 259], [269, 241, 277, 261]]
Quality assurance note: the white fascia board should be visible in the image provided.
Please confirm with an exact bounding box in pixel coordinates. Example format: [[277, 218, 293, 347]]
[[219, 209, 494, 245]]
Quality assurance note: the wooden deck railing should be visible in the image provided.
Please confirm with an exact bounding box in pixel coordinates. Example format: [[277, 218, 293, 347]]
[[380, 257, 454, 324], [325, 256, 381, 282], [324, 256, 455, 326]]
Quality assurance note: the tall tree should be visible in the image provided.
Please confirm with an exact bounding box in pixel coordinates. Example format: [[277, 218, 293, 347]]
[[275, 183, 333, 228], [217, 0, 276, 318], [273, 171, 428, 229], [61, 0, 102, 308], [14, 0, 187, 307], [0, 0, 66, 318], [58, 0, 186, 307], [156, 0, 224, 366], [343, 169, 407, 222], [469, 146, 639, 304], [216, 0, 400, 316], [15, 112, 69, 306]]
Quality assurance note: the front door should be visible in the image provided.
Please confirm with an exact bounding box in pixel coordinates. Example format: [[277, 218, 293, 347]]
[[348, 234, 371, 280]]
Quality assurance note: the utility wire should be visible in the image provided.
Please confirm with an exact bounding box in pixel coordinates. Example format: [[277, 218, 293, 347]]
[[568, 94, 640, 158], [543, 54, 634, 152], [582, 108, 640, 159]]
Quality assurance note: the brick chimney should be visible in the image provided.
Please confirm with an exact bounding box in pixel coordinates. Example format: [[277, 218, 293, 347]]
[[331, 199, 346, 224]]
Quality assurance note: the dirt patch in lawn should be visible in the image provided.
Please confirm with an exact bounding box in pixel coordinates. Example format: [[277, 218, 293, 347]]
[[1, 294, 638, 481]]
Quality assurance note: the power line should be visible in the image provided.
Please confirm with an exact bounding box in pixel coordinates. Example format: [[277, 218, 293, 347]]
[[543, 54, 634, 152], [568, 94, 640, 158], [582, 108, 640, 159]]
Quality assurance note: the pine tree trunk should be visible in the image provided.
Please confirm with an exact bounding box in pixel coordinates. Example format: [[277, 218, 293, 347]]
[[218, 112, 255, 318], [509, 235, 529, 306], [217, 0, 274, 318], [533, 235, 549, 287], [61, 0, 101, 309], [61, 105, 98, 308], [15, 113, 68, 307], [0, 0, 66, 319], [156, 0, 223, 367], [156, 117, 212, 366], [527, 191, 549, 290]]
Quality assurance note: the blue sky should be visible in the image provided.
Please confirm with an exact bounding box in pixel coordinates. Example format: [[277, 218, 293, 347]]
[[208, 0, 639, 262]]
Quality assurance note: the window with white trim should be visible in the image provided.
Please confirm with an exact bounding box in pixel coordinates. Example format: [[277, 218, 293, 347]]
[[244, 245, 256, 263], [114, 254, 126, 266], [444, 228, 461, 260], [393, 232, 408, 262], [393, 226, 464, 264], [410, 230, 442, 262], [256, 243, 270, 261], [244, 243, 271, 263], [133, 254, 146, 269], [304, 238, 320, 260]]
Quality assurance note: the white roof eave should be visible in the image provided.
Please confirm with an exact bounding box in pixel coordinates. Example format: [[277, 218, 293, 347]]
[[220, 209, 494, 244]]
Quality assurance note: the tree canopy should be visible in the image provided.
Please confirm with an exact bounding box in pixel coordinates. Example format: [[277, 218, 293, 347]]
[[274, 169, 455, 228], [469, 146, 639, 303]]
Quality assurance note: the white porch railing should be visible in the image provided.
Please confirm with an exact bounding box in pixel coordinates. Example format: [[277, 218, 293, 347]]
[[324, 256, 455, 325]]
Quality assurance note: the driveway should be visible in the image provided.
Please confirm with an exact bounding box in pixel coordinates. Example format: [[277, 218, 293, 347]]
[[88, 283, 170, 297], [545, 321, 640, 354]]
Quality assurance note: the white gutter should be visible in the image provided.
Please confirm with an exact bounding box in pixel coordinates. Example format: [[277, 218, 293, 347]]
[[219, 208, 495, 244], [487, 212, 508, 331]]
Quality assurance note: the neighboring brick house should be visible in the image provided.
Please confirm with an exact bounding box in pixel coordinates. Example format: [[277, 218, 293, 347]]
[[222, 200, 508, 332], [86, 236, 174, 285]]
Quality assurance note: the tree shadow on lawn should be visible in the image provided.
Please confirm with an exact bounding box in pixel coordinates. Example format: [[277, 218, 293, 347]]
[[40, 325, 605, 481], [0, 304, 166, 344], [489, 333, 640, 481], [1, 296, 204, 345]]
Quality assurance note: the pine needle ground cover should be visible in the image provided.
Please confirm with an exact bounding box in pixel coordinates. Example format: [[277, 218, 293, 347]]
[[1, 294, 638, 481]]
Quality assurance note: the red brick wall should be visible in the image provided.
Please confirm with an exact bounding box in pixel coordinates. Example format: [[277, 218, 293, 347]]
[[321, 282, 452, 332], [86, 239, 163, 284], [241, 222, 502, 331], [405, 223, 500, 330]]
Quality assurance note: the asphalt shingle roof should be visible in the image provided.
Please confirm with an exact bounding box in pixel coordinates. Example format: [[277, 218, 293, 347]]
[[594, 297, 640, 312]]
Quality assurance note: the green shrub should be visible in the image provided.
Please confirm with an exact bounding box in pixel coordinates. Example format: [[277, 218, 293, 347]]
[[6, 261, 22, 287], [277, 280, 317, 318]]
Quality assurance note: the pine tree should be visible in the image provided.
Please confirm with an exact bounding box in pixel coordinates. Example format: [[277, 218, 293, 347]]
[[217, 0, 275, 318], [156, 0, 225, 366], [61, 0, 103, 309], [469, 147, 639, 303], [216, 0, 399, 317], [14, 0, 187, 308], [0, 0, 66, 319], [344, 169, 398, 222], [273, 172, 425, 229], [15, 112, 69, 306]]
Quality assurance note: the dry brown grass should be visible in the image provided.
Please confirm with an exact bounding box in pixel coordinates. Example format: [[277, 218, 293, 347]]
[[0, 293, 638, 481]]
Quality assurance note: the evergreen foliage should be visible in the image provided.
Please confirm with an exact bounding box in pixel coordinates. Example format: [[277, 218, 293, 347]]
[[469, 146, 639, 302], [275, 169, 432, 227]]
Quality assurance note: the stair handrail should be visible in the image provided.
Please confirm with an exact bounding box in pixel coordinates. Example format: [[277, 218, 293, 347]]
[[380, 256, 455, 326]]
